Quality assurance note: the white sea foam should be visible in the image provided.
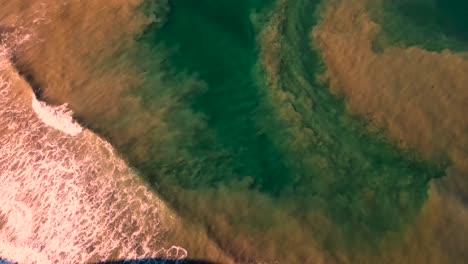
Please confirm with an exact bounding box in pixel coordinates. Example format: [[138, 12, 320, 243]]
[[0, 45, 186, 263], [32, 99, 82, 136]]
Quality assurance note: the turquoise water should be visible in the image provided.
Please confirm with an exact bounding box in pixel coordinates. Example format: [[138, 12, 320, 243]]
[[151, 0, 289, 193], [371, 0, 468, 51], [114, 0, 446, 260]]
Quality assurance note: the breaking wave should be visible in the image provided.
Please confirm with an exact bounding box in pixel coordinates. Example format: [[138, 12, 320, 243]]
[[0, 43, 186, 263], [31, 99, 82, 136]]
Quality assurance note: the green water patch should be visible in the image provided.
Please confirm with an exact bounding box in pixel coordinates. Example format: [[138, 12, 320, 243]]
[[255, 0, 444, 246], [369, 0, 468, 51], [132, 0, 444, 259], [140, 0, 291, 193]]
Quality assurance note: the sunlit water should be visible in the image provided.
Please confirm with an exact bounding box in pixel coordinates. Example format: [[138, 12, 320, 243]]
[[1, 0, 468, 263]]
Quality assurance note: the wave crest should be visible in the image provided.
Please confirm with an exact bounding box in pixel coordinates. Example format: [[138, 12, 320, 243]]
[[32, 98, 82, 136]]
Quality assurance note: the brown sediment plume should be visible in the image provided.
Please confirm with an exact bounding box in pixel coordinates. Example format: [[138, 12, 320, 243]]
[[314, 0, 468, 262], [0, 1, 233, 262], [165, 185, 337, 264], [313, 0, 468, 164], [344, 182, 468, 264], [1, 0, 205, 164]]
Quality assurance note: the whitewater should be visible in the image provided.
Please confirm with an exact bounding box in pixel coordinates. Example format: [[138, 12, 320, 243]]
[[0, 37, 187, 263]]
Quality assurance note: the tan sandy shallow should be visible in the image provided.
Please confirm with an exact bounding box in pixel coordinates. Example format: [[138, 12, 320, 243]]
[[314, 1, 468, 262]]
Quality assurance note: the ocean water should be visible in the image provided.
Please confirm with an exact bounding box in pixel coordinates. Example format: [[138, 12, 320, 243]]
[[136, 0, 443, 260], [0, 0, 467, 263], [370, 0, 468, 51], [0, 47, 187, 263]]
